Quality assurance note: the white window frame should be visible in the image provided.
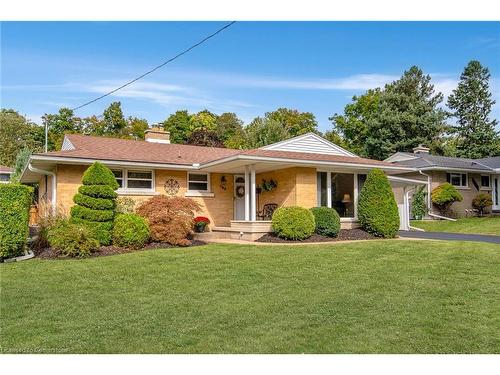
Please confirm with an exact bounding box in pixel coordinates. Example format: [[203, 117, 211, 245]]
[[187, 172, 211, 194], [316, 170, 358, 222], [480, 174, 491, 190], [113, 168, 155, 194], [448, 172, 468, 188]]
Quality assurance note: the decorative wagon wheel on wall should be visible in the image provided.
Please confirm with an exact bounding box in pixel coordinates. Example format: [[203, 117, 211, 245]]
[[164, 178, 180, 196]]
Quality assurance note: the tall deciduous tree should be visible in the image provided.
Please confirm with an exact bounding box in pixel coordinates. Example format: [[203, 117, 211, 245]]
[[447, 60, 499, 158], [102, 101, 127, 135], [215, 112, 244, 144], [162, 110, 192, 144], [266, 108, 318, 136], [42, 107, 83, 150], [244, 117, 290, 148]]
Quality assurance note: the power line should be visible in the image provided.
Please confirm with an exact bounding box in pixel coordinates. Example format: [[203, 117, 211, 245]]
[[72, 21, 237, 111]]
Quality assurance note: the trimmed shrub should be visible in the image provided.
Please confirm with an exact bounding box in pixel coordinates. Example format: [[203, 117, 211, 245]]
[[0, 184, 34, 258], [472, 193, 493, 216], [431, 183, 463, 215], [310, 207, 341, 237], [272, 206, 315, 240], [70, 162, 118, 245], [411, 186, 427, 220], [358, 169, 400, 238], [47, 219, 99, 257], [116, 197, 137, 214], [113, 214, 150, 249], [136, 196, 201, 246]]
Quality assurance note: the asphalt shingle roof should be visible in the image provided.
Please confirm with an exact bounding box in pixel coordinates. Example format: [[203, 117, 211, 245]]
[[393, 152, 500, 171]]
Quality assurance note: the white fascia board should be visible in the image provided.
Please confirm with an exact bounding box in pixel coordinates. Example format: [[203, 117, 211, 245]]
[[200, 154, 416, 172], [29, 155, 198, 170], [418, 166, 493, 174]]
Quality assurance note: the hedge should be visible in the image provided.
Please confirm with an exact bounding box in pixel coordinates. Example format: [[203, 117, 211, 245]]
[[0, 184, 34, 258], [310, 207, 341, 237], [358, 169, 400, 238], [113, 214, 150, 249], [271, 206, 315, 240], [70, 162, 117, 245]]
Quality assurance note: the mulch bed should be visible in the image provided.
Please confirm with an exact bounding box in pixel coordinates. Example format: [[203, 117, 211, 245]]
[[35, 240, 207, 260], [256, 229, 376, 243]]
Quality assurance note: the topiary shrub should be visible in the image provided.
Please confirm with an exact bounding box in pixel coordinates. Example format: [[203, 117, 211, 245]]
[[0, 184, 34, 259], [310, 207, 341, 237], [411, 186, 427, 220], [472, 193, 493, 216], [112, 213, 150, 249], [431, 183, 463, 215], [358, 168, 400, 238], [136, 196, 201, 246], [271, 206, 315, 240], [70, 162, 118, 245], [47, 219, 100, 257]]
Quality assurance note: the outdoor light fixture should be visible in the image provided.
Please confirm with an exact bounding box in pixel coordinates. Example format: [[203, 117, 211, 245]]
[[220, 175, 227, 190]]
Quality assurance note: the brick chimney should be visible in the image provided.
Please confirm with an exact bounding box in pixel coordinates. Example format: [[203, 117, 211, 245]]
[[413, 144, 430, 154], [145, 127, 170, 144]]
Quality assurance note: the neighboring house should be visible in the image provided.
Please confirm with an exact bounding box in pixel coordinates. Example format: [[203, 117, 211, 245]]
[[20, 129, 424, 239], [0, 166, 13, 183], [386, 146, 500, 216]]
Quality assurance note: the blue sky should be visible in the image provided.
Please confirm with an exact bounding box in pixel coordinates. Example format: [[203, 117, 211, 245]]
[[1, 21, 499, 131]]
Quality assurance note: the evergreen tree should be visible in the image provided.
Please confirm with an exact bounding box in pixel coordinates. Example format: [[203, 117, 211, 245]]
[[447, 60, 499, 158], [365, 66, 448, 160], [102, 102, 127, 135], [70, 162, 118, 245]]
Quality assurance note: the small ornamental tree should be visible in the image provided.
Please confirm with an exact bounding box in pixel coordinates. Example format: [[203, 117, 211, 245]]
[[358, 169, 400, 238], [431, 183, 463, 216], [472, 193, 493, 216], [70, 162, 118, 245], [411, 186, 427, 220]]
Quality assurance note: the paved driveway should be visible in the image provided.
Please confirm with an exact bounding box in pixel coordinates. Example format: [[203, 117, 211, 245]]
[[399, 231, 500, 244]]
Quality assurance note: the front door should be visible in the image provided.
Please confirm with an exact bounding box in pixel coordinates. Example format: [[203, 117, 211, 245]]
[[234, 175, 246, 220], [493, 175, 499, 211]]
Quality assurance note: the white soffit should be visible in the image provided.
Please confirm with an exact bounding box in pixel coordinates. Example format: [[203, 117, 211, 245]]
[[261, 132, 357, 157]]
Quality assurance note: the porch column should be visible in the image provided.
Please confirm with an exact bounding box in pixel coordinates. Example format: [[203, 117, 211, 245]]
[[244, 166, 250, 221], [250, 166, 256, 221], [326, 171, 332, 208]]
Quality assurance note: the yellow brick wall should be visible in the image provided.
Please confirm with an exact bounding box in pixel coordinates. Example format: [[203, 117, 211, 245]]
[[53, 165, 236, 227], [256, 167, 317, 211]]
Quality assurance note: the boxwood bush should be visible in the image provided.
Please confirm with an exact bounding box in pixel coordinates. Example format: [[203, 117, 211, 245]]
[[0, 184, 34, 259], [70, 162, 118, 245], [271, 206, 315, 240], [358, 169, 400, 238], [112, 213, 150, 249], [47, 219, 99, 257], [310, 207, 341, 237]]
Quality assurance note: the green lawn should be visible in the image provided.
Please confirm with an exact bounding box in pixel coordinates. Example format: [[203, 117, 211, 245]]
[[1, 241, 499, 354], [411, 216, 500, 235]]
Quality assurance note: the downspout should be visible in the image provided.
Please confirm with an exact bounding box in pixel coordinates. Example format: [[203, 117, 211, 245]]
[[28, 162, 56, 215], [418, 169, 456, 222]]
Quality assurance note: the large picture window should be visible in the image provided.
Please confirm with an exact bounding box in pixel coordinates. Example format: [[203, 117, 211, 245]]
[[112, 169, 153, 191], [317, 172, 355, 218], [188, 173, 210, 192]]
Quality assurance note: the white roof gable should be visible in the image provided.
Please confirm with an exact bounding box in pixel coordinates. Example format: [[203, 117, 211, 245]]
[[384, 152, 419, 163], [261, 132, 357, 157]]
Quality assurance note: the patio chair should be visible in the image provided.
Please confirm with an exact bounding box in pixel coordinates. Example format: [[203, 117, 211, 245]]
[[257, 203, 278, 220]]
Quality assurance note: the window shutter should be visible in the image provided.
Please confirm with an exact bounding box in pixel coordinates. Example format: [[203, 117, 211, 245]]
[[461, 174, 467, 186], [446, 173, 450, 183]]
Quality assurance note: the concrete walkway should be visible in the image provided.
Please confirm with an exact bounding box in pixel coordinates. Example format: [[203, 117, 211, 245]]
[[399, 231, 500, 244]]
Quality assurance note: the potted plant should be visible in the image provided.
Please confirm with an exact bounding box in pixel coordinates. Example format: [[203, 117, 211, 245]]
[[258, 179, 278, 193], [193, 216, 210, 233]]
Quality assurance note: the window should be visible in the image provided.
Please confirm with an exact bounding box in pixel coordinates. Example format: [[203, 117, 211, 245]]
[[481, 175, 491, 188], [188, 173, 210, 192], [447, 172, 467, 188], [112, 169, 153, 191], [316, 172, 355, 218], [0, 173, 10, 182], [112, 170, 124, 188]]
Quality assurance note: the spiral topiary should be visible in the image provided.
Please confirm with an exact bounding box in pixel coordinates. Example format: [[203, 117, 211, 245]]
[[70, 162, 118, 245]]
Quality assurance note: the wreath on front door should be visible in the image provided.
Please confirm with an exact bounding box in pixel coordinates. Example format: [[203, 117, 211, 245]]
[[235, 185, 245, 198]]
